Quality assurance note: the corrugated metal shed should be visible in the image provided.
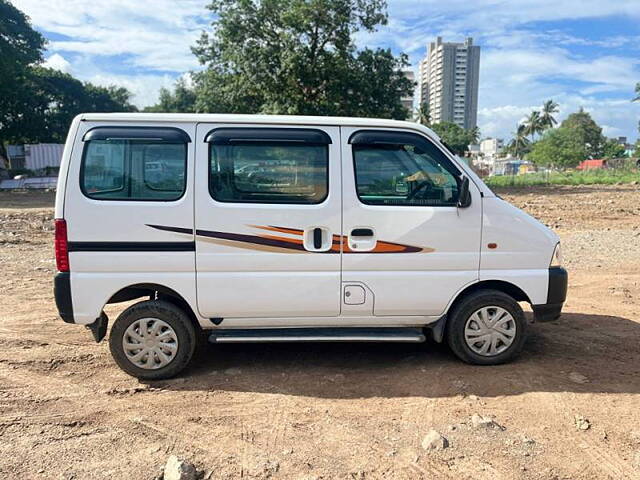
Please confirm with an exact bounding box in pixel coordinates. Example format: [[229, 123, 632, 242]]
[[0, 177, 58, 190], [24, 144, 64, 170]]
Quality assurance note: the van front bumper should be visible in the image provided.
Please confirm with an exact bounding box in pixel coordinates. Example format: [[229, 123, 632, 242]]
[[532, 267, 568, 322], [54, 272, 74, 324]]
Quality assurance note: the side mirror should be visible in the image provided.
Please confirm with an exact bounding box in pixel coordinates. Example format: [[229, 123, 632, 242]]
[[458, 176, 472, 208]]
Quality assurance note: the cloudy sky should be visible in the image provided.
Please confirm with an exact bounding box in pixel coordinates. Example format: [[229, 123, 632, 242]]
[[13, 0, 640, 141]]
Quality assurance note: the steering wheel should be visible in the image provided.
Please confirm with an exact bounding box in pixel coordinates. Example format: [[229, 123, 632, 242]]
[[406, 180, 433, 200]]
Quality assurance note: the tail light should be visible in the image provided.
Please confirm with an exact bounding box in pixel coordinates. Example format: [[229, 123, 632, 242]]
[[55, 219, 69, 272]]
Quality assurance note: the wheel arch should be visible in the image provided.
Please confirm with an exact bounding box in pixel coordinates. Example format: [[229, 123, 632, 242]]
[[106, 283, 202, 332], [430, 280, 531, 343]]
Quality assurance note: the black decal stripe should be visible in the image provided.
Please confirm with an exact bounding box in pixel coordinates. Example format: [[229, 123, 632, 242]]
[[146, 224, 194, 235], [195, 229, 307, 252], [68, 242, 195, 252]]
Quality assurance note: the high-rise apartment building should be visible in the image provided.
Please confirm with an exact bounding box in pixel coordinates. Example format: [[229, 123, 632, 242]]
[[419, 37, 480, 130]]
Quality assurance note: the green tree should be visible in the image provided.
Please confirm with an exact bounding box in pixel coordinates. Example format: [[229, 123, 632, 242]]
[[415, 102, 431, 127], [602, 138, 627, 159], [527, 127, 586, 169], [524, 110, 543, 141], [540, 100, 559, 130], [0, 0, 46, 149], [430, 122, 478, 155], [506, 124, 531, 159], [4, 67, 136, 144], [144, 78, 197, 113], [191, 0, 413, 118], [560, 108, 605, 158]]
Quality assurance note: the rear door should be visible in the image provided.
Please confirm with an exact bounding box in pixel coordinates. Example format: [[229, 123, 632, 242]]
[[63, 122, 196, 325], [194, 124, 342, 319], [340, 127, 482, 317]]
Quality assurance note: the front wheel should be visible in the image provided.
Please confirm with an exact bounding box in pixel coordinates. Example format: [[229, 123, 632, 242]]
[[446, 290, 527, 365], [109, 300, 197, 380]]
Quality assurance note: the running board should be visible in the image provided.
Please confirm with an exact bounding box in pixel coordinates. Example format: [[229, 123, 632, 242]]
[[208, 327, 426, 344]]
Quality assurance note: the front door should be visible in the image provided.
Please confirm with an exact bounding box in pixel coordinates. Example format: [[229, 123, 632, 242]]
[[340, 127, 482, 317], [195, 124, 342, 319]]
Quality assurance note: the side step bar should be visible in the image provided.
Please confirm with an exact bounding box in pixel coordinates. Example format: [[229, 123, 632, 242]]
[[208, 327, 426, 344]]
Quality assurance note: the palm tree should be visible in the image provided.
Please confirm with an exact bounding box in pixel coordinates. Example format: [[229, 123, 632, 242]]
[[415, 102, 431, 126], [469, 126, 480, 144], [507, 124, 531, 159], [633, 82, 640, 102], [524, 111, 542, 142], [540, 100, 559, 130]]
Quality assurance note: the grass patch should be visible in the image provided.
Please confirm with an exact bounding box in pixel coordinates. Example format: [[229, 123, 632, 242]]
[[484, 168, 640, 187]]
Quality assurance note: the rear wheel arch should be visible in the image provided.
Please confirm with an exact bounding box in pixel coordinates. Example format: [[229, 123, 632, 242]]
[[106, 283, 202, 333]]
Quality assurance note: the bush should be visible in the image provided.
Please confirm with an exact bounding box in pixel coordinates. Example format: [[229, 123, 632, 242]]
[[485, 167, 640, 187]]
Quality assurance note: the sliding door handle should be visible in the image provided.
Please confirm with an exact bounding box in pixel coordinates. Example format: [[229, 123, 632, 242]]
[[351, 228, 374, 237], [313, 228, 323, 249]]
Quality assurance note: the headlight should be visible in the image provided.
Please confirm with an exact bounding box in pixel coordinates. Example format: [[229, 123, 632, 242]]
[[550, 243, 562, 267]]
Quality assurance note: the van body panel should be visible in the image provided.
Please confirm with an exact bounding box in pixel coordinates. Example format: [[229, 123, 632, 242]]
[[480, 197, 559, 304], [62, 120, 197, 324], [340, 126, 483, 317], [194, 123, 342, 319]]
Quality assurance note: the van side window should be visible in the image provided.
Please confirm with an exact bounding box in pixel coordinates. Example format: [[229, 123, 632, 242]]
[[351, 132, 460, 207], [209, 136, 329, 204], [81, 139, 187, 201]]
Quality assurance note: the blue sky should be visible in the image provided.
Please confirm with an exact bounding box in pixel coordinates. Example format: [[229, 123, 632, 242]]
[[13, 0, 640, 141]]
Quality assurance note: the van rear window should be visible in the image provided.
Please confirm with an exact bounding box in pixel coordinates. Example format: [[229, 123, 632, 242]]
[[81, 139, 187, 201]]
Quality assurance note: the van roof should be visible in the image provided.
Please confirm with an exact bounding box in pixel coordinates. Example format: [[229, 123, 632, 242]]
[[78, 113, 440, 141]]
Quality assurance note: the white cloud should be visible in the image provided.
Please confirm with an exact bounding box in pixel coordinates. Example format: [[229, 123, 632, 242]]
[[42, 53, 72, 73], [12, 0, 640, 138]]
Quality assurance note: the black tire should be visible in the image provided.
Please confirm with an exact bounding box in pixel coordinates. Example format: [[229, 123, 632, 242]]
[[109, 300, 197, 380], [446, 289, 527, 365]]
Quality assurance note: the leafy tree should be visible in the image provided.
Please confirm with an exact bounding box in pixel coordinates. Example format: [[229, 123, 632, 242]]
[[540, 100, 559, 130], [527, 127, 586, 169], [523, 111, 542, 141], [0, 0, 46, 150], [3, 67, 136, 144], [192, 0, 413, 118], [415, 102, 431, 127], [430, 122, 478, 155], [560, 108, 605, 158], [506, 124, 531, 159], [602, 138, 627, 159], [144, 78, 197, 113]]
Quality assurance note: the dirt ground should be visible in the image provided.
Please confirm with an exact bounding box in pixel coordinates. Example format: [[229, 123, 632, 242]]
[[1, 185, 639, 480]]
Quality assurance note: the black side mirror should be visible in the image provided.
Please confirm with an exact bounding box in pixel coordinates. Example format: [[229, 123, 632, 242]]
[[458, 176, 472, 208]]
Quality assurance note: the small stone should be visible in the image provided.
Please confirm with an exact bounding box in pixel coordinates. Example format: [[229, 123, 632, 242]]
[[471, 414, 503, 430], [467, 395, 479, 401], [421, 430, 449, 450], [574, 415, 591, 431], [163, 455, 197, 480], [568, 372, 589, 384], [224, 367, 242, 376], [521, 435, 535, 445]]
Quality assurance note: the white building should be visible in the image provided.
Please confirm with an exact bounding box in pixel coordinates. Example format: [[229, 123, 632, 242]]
[[480, 138, 504, 157]]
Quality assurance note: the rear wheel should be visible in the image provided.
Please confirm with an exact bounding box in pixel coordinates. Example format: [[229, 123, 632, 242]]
[[446, 290, 527, 365], [109, 300, 196, 380]]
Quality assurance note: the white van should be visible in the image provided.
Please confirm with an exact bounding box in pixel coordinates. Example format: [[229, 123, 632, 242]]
[[54, 113, 567, 379]]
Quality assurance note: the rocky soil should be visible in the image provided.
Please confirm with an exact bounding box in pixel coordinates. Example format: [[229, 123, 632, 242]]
[[0, 186, 639, 479]]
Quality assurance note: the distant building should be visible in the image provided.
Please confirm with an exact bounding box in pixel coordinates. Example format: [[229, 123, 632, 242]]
[[401, 70, 416, 119], [419, 37, 480, 129], [480, 138, 504, 157], [7, 143, 64, 171]]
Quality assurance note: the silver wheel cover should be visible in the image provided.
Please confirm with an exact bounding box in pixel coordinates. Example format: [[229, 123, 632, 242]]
[[464, 306, 517, 357], [122, 318, 179, 370]]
